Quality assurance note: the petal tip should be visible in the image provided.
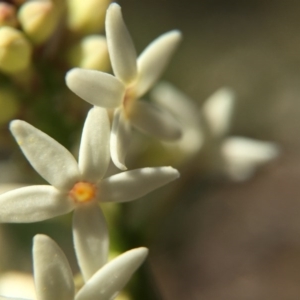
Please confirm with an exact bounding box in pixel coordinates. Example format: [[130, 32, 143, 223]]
[[108, 2, 121, 11], [33, 234, 49, 246], [9, 119, 22, 132], [9, 119, 28, 140], [134, 247, 149, 260], [65, 68, 81, 87], [165, 166, 180, 179], [116, 162, 127, 171]]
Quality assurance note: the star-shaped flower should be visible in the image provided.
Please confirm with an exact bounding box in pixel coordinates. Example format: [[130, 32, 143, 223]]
[[0, 234, 148, 300], [152, 82, 279, 180], [0, 107, 179, 240], [66, 3, 182, 170]]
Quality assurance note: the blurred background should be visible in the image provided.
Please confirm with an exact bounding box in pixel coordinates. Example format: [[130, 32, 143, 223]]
[[1, 0, 300, 299], [122, 0, 300, 299]]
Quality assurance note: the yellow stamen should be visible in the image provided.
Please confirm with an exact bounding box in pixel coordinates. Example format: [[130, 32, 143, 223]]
[[69, 182, 96, 203]]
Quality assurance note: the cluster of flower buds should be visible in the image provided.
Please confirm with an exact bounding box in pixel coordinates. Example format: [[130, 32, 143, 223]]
[[0, 0, 112, 74], [0, 0, 112, 129]]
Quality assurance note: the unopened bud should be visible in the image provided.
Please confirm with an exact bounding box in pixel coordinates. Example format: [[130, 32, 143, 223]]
[[18, 0, 61, 45], [67, 0, 110, 35], [0, 3, 18, 27], [67, 35, 110, 71], [0, 27, 32, 74]]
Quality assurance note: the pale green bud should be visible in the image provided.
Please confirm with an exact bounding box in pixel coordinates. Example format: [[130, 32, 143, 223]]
[[0, 26, 32, 74], [67, 35, 110, 71], [0, 88, 20, 124], [18, 0, 62, 45], [67, 0, 110, 35], [0, 3, 18, 27]]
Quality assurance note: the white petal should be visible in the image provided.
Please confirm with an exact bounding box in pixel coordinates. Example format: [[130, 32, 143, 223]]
[[0, 186, 74, 223], [105, 3, 137, 85], [110, 108, 132, 171], [202, 88, 235, 137], [136, 30, 182, 97], [73, 203, 109, 282], [33, 235, 75, 300], [130, 101, 182, 140], [66, 68, 125, 108], [78, 107, 110, 182], [0, 272, 35, 300], [75, 247, 148, 300], [151, 82, 200, 126], [221, 137, 280, 181], [0, 297, 30, 300], [10, 120, 80, 190], [151, 82, 204, 154], [100, 167, 179, 203]]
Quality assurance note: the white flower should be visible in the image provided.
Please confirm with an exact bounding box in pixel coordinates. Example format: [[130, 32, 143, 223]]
[[0, 107, 179, 273], [221, 137, 279, 181], [66, 3, 182, 170], [152, 82, 279, 180], [0, 234, 148, 300]]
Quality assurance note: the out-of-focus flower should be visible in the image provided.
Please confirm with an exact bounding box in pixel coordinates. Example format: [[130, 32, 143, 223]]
[[152, 82, 280, 180], [0, 3, 18, 27], [0, 107, 179, 229], [67, 0, 111, 35], [0, 272, 36, 299], [221, 137, 279, 181], [66, 3, 182, 170], [18, 0, 62, 45], [0, 88, 19, 124], [0, 26, 32, 74], [0, 234, 148, 300], [67, 35, 110, 71]]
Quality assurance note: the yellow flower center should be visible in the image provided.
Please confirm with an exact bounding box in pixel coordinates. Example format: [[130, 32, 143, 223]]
[[69, 182, 97, 203]]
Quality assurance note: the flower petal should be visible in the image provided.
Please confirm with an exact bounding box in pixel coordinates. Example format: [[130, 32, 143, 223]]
[[75, 248, 148, 300], [0, 296, 30, 300], [100, 167, 179, 203], [66, 68, 125, 108], [130, 101, 182, 140], [136, 30, 182, 97], [221, 137, 280, 181], [78, 107, 110, 182], [110, 108, 132, 170], [105, 3, 137, 85], [151, 81, 200, 127], [202, 88, 235, 137], [73, 203, 109, 282], [151, 82, 204, 154], [10, 120, 80, 190], [33, 235, 75, 300], [0, 186, 74, 223]]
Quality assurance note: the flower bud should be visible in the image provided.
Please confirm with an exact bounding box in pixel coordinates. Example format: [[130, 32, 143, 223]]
[[67, 0, 110, 35], [18, 0, 61, 45], [0, 88, 20, 124], [0, 3, 18, 27], [67, 35, 110, 71], [0, 26, 32, 74]]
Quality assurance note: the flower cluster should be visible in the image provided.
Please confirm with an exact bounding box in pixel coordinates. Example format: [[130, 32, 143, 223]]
[[0, 3, 181, 299], [0, 2, 280, 299]]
